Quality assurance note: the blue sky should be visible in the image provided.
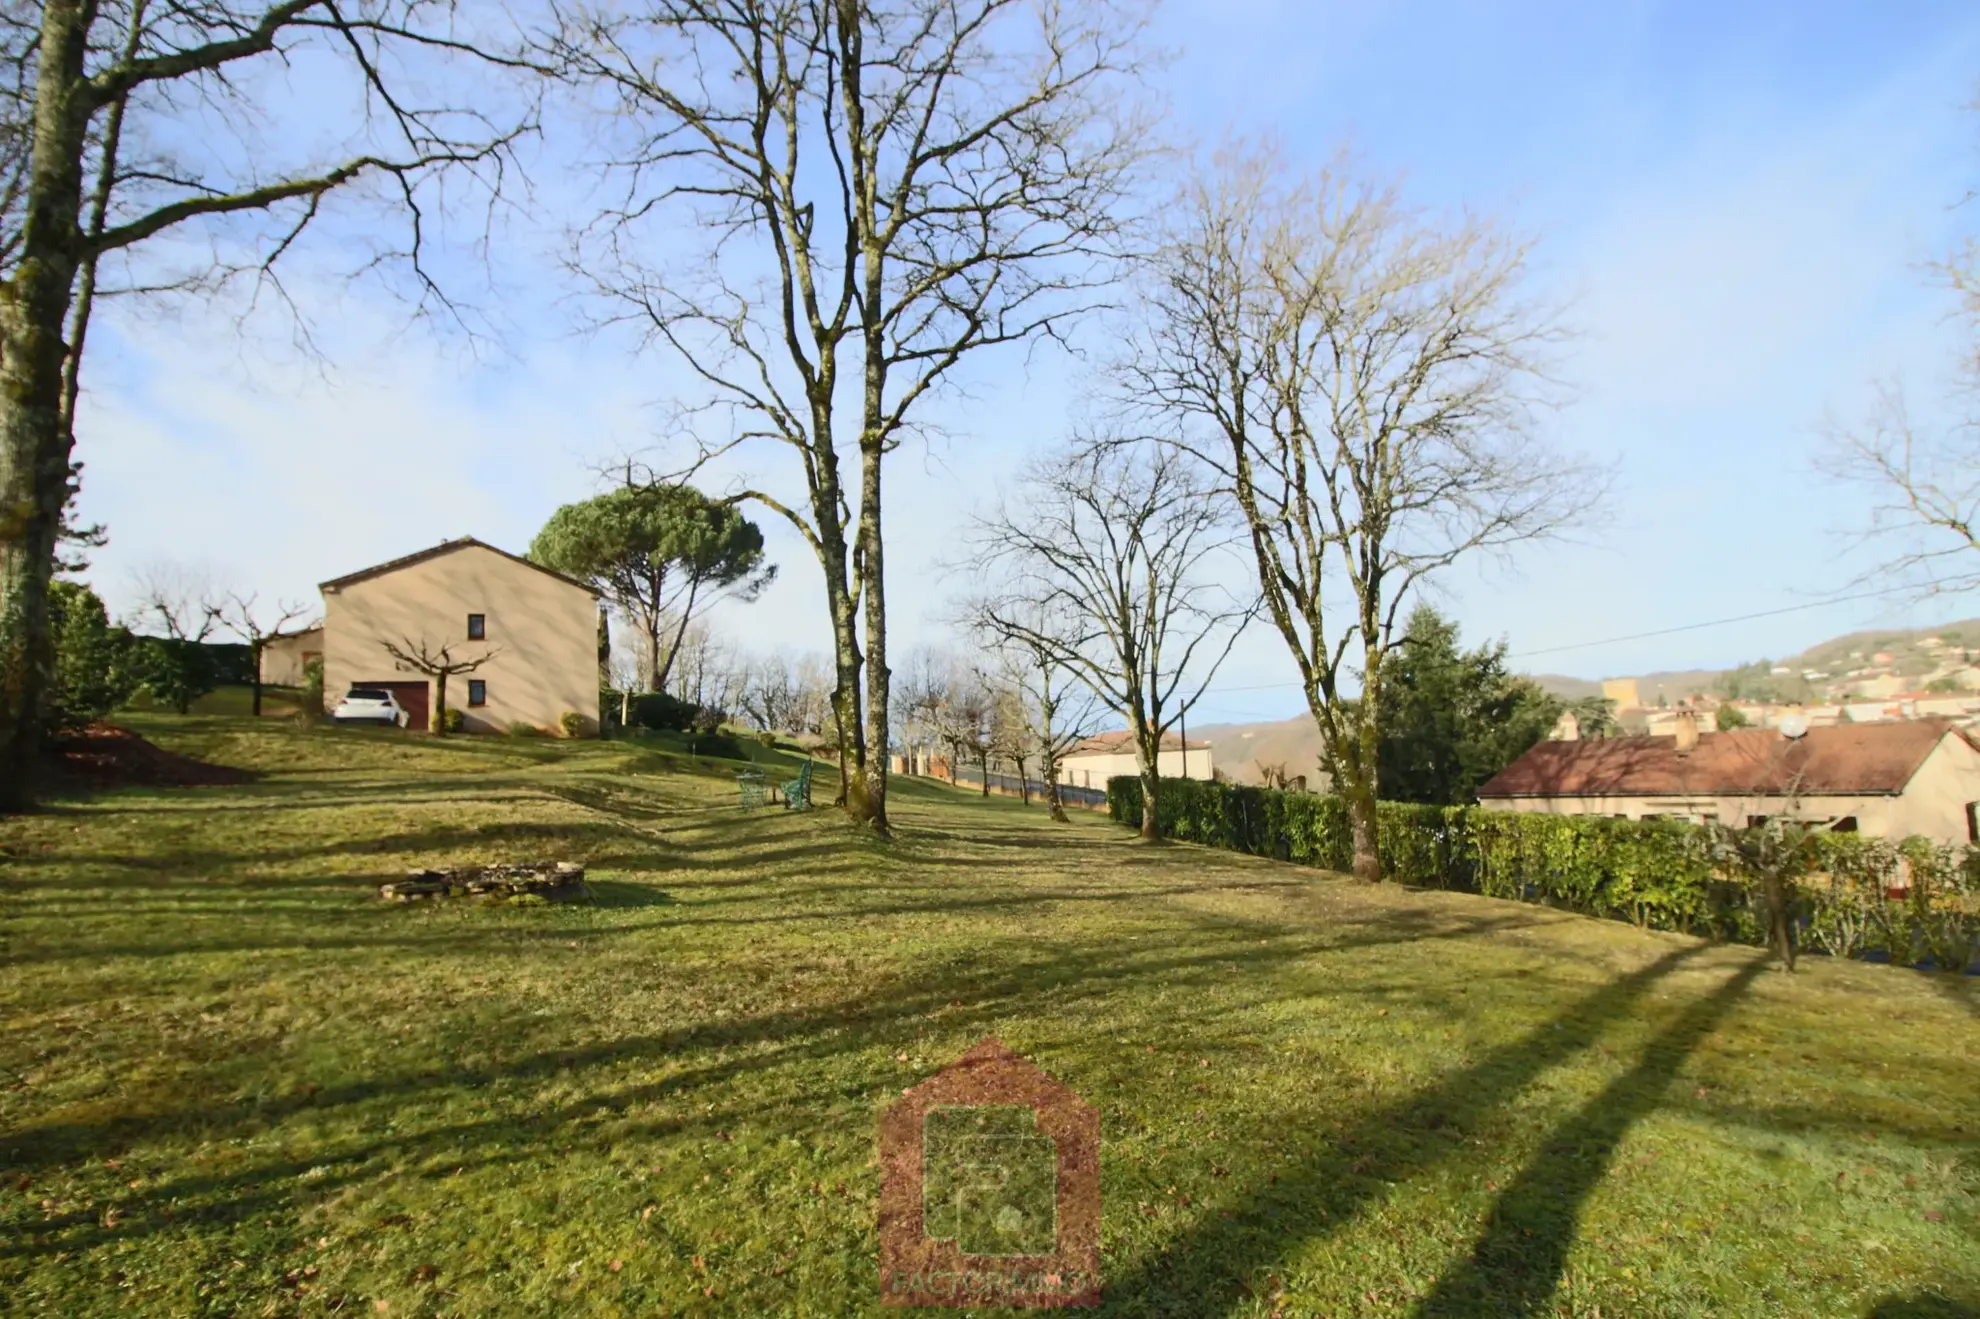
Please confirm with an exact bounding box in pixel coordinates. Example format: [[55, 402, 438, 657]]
[[71, 0, 1980, 725]]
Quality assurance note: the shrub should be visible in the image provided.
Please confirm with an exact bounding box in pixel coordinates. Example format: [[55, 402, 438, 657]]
[[508, 720, 545, 737], [44, 580, 136, 736], [754, 729, 778, 747], [560, 711, 589, 739], [627, 691, 697, 732], [688, 731, 746, 760], [299, 656, 325, 723], [440, 707, 466, 733], [690, 704, 727, 735], [1107, 775, 1980, 972], [129, 635, 219, 715]]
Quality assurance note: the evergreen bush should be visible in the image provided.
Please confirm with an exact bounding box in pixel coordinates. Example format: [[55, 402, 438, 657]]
[[1107, 775, 1979, 972]]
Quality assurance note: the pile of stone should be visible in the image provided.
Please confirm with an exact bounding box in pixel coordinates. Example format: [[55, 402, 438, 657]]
[[379, 861, 591, 904]]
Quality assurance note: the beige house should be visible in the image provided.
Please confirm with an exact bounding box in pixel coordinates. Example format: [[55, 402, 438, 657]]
[[258, 624, 324, 687], [1058, 730, 1214, 792], [320, 538, 601, 735], [1477, 713, 1980, 843]]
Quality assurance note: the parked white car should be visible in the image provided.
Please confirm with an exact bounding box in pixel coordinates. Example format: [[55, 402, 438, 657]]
[[331, 688, 410, 728]]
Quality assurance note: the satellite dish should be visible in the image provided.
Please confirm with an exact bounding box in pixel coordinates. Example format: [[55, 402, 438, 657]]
[[1779, 713, 1809, 740]]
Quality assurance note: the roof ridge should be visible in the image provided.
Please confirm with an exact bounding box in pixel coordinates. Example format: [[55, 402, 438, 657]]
[[319, 537, 601, 596]]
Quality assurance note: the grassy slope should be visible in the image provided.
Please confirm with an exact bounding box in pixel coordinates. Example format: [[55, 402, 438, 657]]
[[1, 716, 1975, 1319]]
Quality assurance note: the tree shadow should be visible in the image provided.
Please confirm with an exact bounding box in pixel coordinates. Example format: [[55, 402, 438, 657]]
[[1102, 942, 1720, 1315], [1865, 1297, 1980, 1318], [1411, 955, 1767, 1316]]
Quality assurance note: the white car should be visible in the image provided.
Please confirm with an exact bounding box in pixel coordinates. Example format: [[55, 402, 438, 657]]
[[331, 688, 410, 728]]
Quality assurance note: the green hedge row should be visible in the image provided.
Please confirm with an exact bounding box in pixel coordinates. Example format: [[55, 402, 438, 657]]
[[1106, 776, 1980, 972]]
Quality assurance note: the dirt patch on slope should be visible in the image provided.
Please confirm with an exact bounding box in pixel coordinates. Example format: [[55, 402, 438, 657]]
[[46, 722, 256, 789]]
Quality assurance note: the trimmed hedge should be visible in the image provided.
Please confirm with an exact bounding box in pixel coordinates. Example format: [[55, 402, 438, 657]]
[[1107, 776, 1980, 972]]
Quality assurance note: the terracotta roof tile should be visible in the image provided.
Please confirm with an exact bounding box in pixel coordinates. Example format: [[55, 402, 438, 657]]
[[1476, 720, 1967, 800]]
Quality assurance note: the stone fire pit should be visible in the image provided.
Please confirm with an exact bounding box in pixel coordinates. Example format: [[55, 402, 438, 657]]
[[379, 861, 591, 904]]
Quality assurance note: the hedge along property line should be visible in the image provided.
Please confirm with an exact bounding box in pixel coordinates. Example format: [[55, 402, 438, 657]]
[[1105, 776, 1980, 973]]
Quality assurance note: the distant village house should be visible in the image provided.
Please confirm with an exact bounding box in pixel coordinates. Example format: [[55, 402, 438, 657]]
[[1478, 713, 1980, 844], [1058, 730, 1215, 791]]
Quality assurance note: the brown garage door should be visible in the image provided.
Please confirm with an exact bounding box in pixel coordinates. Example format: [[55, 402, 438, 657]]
[[357, 679, 429, 731]]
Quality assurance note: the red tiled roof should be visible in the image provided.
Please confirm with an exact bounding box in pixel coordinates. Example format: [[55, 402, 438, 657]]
[[319, 537, 600, 596], [1065, 730, 1210, 757], [1476, 720, 1970, 800]]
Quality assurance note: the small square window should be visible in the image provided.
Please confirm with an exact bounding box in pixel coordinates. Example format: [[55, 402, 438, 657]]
[[467, 680, 487, 707], [467, 613, 485, 640]]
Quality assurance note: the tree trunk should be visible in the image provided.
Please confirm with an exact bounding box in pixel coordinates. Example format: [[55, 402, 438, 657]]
[[978, 749, 990, 797], [1348, 636, 1384, 881], [1046, 768, 1069, 823], [851, 443, 889, 830], [1139, 765, 1159, 840], [250, 640, 263, 717], [1346, 780, 1380, 881], [432, 674, 448, 737], [828, 574, 865, 815], [1763, 870, 1796, 970], [0, 2, 91, 811], [653, 579, 698, 696]]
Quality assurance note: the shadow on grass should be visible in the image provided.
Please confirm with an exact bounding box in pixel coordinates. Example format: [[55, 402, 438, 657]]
[[1102, 943, 1739, 1316], [1865, 1297, 1980, 1318], [0, 901, 1545, 1199], [1410, 956, 1767, 1316]]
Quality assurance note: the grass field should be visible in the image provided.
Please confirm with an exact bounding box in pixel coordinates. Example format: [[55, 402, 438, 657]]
[[2, 715, 1977, 1318]]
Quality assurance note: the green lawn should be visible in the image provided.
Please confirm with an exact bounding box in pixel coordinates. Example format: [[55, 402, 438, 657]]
[[2, 715, 1976, 1318]]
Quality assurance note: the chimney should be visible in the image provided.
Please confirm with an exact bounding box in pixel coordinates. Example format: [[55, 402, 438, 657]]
[[1674, 709, 1699, 754], [1553, 711, 1581, 741]]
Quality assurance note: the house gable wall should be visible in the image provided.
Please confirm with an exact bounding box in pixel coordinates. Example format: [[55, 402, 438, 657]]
[[1886, 733, 1980, 842], [323, 544, 599, 734]]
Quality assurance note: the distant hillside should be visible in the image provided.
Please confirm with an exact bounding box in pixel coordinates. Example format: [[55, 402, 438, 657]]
[[1529, 674, 1600, 700], [1522, 617, 1980, 708], [1190, 715, 1328, 787], [1193, 619, 1980, 785]]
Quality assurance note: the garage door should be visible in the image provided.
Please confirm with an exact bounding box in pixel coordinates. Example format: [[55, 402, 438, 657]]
[[357, 679, 430, 731]]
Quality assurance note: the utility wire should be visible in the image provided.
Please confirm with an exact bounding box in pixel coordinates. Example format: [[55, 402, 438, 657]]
[[1195, 577, 1960, 697]]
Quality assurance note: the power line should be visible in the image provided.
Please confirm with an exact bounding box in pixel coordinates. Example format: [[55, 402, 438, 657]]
[[1193, 578, 1962, 697], [1504, 582, 1947, 661]]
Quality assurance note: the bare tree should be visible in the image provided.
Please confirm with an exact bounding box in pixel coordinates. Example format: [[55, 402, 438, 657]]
[[967, 441, 1252, 840], [547, 0, 1153, 831], [890, 644, 951, 777], [984, 678, 1034, 802], [128, 562, 220, 643], [929, 663, 992, 792], [1121, 147, 1596, 877], [0, 2, 536, 809], [207, 592, 311, 718], [1822, 381, 1980, 596], [966, 596, 1103, 821], [378, 637, 499, 737]]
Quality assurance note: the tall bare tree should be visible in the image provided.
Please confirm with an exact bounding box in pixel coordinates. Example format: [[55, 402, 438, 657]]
[[548, 0, 1152, 831], [1821, 102, 1980, 595], [0, 1, 535, 809], [1122, 147, 1595, 877], [1823, 384, 1980, 595], [967, 441, 1252, 839]]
